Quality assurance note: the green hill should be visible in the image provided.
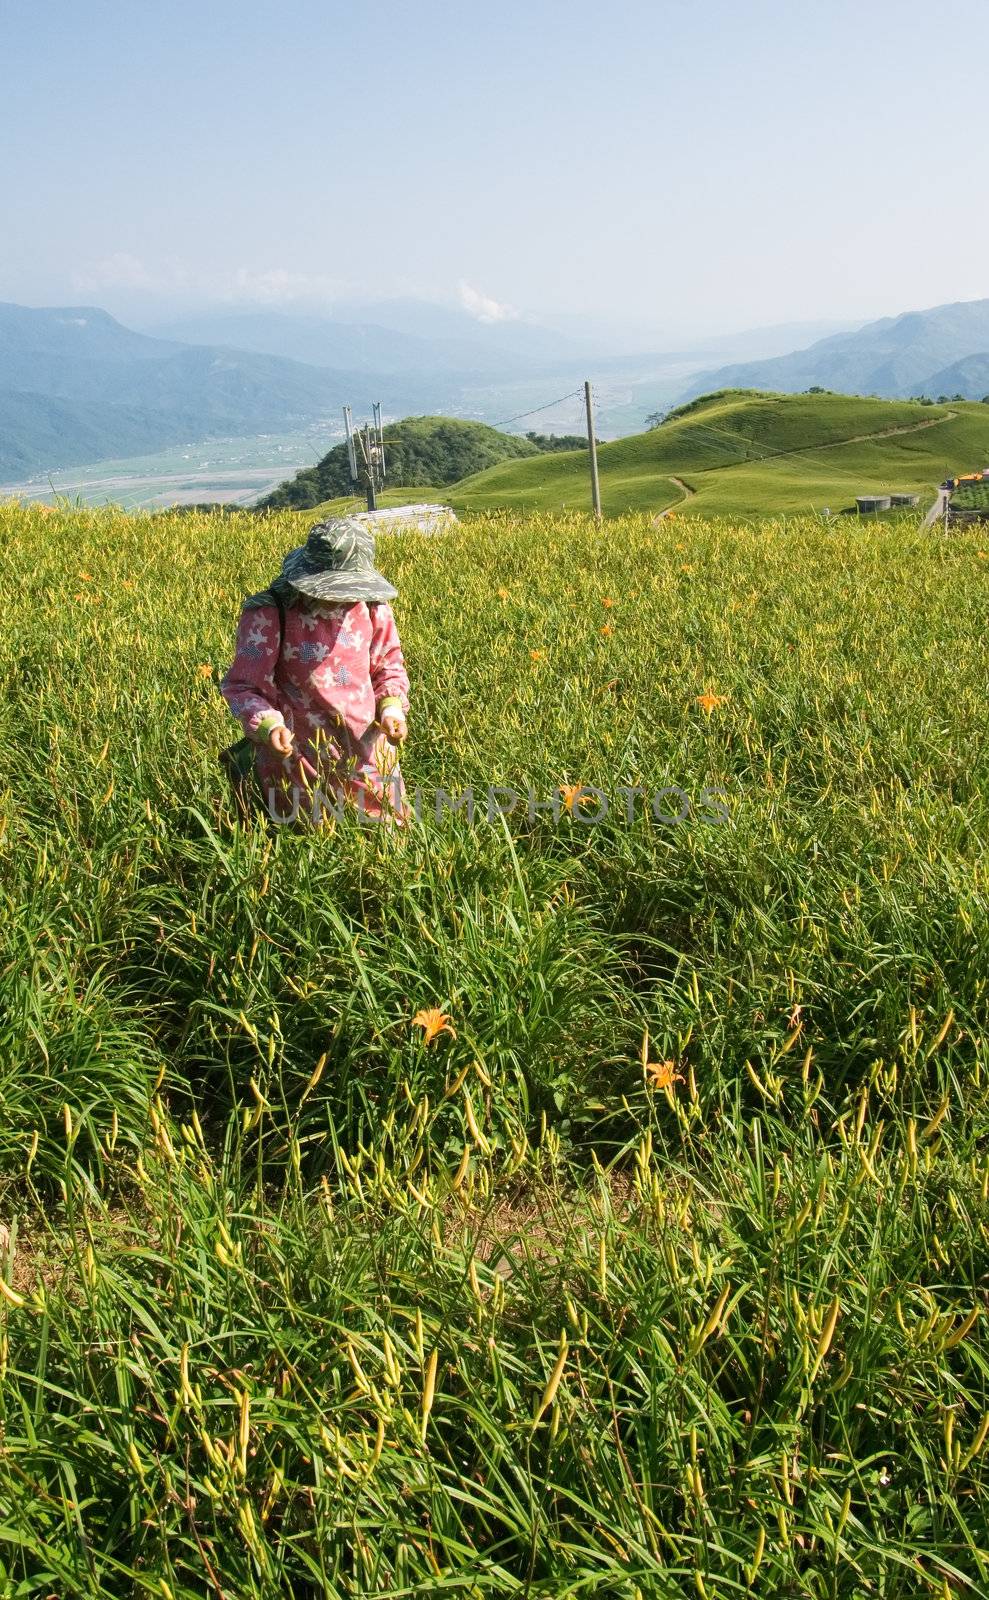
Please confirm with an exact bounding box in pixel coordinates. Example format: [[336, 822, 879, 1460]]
[[260, 416, 584, 511], [441, 390, 989, 518]]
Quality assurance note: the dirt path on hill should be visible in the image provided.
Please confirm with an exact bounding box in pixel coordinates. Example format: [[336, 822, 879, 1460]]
[[801, 409, 958, 455], [650, 476, 695, 520], [700, 408, 959, 476], [652, 411, 958, 517]]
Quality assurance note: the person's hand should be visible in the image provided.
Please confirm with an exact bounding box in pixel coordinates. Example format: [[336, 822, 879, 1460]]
[[269, 724, 294, 757], [380, 709, 407, 746]]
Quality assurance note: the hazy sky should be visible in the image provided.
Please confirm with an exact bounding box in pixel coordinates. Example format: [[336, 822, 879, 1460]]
[[3, 0, 988, 338]]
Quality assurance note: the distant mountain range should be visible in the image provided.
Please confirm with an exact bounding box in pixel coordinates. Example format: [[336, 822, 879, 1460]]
[[147, 302, 587, 379], [7, 294, 989, 485], [0, 299, 605, 478], [682, 299, 989, 403], [0, 303, 452, 477], [154, 306, 862, 385]]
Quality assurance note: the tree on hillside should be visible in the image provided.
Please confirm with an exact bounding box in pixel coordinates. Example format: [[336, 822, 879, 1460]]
[[524, 431, 586, 452], [259, 417, 544, 511]]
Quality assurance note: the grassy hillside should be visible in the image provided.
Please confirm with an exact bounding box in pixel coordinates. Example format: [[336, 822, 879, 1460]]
[[0, 501, 987, 1595], [261, 415, 549, 510], [440, 390, 989, 518]]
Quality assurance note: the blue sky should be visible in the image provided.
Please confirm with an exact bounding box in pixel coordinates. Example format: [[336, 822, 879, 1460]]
[[3, 0, 987, 337]]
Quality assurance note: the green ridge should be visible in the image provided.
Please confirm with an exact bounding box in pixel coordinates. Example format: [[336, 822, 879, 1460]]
[[440, 390, 989, 518]]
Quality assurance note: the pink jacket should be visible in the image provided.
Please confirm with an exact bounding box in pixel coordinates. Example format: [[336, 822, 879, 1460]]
[[220, 596, 410, 799]]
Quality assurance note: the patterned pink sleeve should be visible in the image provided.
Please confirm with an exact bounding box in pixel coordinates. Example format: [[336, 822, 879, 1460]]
[[369, 603, 410, 712], [219, 603, 286, 741]]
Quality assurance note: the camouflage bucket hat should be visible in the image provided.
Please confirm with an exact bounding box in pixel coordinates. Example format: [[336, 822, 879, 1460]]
[[279, 517, 397, 603]]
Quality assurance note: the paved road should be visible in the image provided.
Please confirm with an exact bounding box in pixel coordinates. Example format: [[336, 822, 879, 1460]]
[[922, 488, 949, 529]]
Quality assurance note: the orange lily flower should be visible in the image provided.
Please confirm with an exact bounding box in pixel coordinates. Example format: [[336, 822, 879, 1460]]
[[645, 1059, 684, 1091], [412, 1008, 456, 1045]]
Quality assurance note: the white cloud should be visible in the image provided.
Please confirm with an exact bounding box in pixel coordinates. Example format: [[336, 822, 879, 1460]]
[[69, 257, 514, 322], [458, 280, 517, 323], [70, 255, 344, 307]]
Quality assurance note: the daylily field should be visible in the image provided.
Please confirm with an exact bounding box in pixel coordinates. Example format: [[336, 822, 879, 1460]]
[[0, 500, 987, 1598]]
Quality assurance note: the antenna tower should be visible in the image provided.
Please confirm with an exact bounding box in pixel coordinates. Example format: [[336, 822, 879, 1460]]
[[343, 402, 386, 511]]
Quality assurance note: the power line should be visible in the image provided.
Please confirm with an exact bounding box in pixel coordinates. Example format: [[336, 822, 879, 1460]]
[[495, 379, 603, 520], [492, 388, 585, 430]]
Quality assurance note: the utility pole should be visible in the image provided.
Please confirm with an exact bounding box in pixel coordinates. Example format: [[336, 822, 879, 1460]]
[[343, 403, 386, 511], [585, 380, 602, 524]]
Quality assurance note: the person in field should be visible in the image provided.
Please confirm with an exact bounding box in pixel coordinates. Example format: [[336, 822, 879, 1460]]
[[220, 517, 409, 821]]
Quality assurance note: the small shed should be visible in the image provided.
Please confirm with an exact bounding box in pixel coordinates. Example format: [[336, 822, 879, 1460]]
[[856, 495, 891, 514]]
